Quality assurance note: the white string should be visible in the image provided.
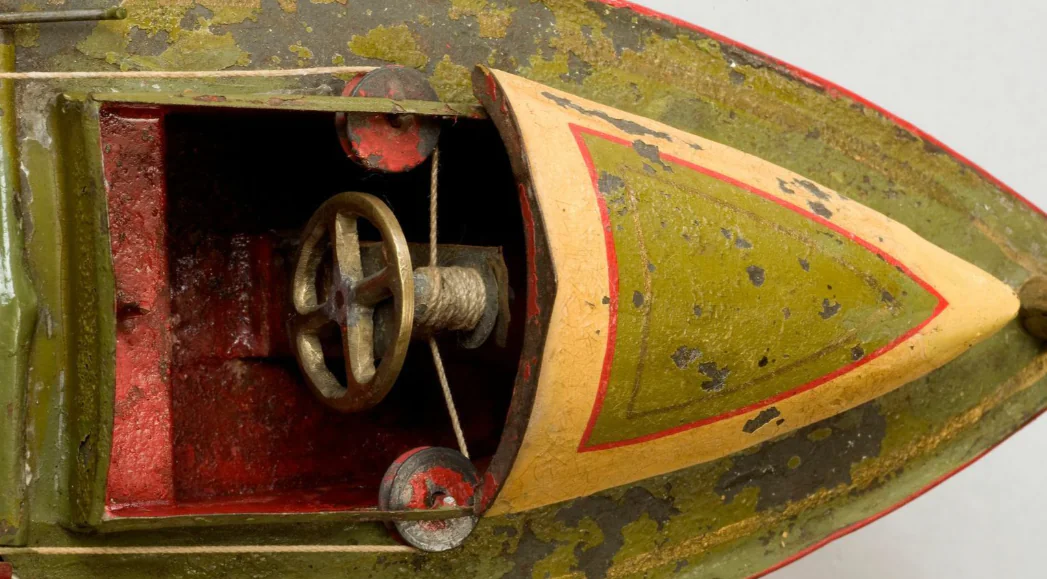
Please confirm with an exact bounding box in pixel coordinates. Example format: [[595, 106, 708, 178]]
[[0, 65, 375, 80], [429, 339, 469, 459], [0, 544, 414, 556], [427, 149, 470, 459]]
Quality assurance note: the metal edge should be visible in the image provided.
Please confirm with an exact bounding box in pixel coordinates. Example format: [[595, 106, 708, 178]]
[[82, 92, 488, 119], [54, 95, 114, 532], [469, 65, 558, 515], [0, 28, 39, 547]]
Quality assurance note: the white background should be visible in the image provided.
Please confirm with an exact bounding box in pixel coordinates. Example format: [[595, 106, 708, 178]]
[[631, 1, 1047, 577]]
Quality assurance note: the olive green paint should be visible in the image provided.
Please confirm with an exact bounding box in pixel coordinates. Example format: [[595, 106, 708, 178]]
[[0, 28, 38, 547], [581, 133, 937, 446], [448, 0, 515, 39], [1, 0, 1045, 577], [88, 91, 486, 117], [348, 24, 429, 70], [431, 55, 474, 103], [47, 97, 116, 531]]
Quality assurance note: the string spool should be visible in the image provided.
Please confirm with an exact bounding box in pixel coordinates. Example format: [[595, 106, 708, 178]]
[[414, 266, 487, 334]]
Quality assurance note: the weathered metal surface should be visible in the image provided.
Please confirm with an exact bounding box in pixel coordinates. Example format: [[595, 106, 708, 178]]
[[291, 192, 416, 412], [99, 104, 177, 517], [577, 128, 942, 449], [1, 0, 1044, 577], [99, 148, 511, 522], [0, 27, 38, 547], [0, 6, 123, 25], [338, 66, 442, 172], [1018, 276, 1047, 340], [475, 68, 1016, 515], [90, 91, 487, 117], [379, 446, 480, 552]]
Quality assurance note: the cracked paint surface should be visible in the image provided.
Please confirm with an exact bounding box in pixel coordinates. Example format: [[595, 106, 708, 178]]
[[575, 128, 939, 448], [4, 0, 1047, 577]]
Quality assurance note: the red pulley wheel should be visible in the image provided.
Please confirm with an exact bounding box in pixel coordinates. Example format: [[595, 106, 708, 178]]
[[335, 65, 441, 173], [379, 446, 480, 552]]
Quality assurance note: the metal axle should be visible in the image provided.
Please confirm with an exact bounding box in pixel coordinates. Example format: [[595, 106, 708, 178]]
[[0, 7, 125, 26]]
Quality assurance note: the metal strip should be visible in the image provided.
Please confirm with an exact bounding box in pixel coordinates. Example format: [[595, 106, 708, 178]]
[[85, 92, 488, 119]]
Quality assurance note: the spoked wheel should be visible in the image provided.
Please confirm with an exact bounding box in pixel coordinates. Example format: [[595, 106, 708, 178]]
[[379, 447, 480, 552], [289, 192, 415, 412]]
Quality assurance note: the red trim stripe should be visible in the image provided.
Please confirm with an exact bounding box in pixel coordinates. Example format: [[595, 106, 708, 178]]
[[577, 4, 1043, 571], [571, 124, 948, 452], [748, 403, 1047, 578], [593, 0, 1044, 220]]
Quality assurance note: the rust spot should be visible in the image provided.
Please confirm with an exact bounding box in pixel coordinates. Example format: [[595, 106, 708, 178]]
[[699, 362, 730, 392], [504, 522, 559, 579], [192, 95, 228, 102], [597, 171, 625, 196], [743, 406, 781, 433], [542, 91, 672, 141], [556, 487, 679, 578], [632, 139, 672, 172], [746, 265, 765, 287], [671, 346, 702, 369], [795, 179, 831, 200], [717, 402, 887, 510], [632, 290, 645, 308], [819, 298, 842, 319], [808, 201, 833, 219]]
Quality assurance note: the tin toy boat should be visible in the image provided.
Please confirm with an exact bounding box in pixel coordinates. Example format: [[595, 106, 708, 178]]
[[0, 2, 1042, 577]]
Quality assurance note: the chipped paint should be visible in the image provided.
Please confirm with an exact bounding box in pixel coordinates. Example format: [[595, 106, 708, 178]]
[[431, 55, 473, 103], [197, 0, 261, 25], [574, 129, 938, 448], [77, 2, 251, 71], [348, 24, 429, 69], [4, 0, 1047, 577], [449, 0, 515, 39], [288, 40, 313, 63], [127, 29, 251, 71]]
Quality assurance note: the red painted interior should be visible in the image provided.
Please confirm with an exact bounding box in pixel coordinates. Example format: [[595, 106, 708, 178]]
[[101, 106, 177, 508], [571, 124, 948, 452], [101, 106, 524, 518]]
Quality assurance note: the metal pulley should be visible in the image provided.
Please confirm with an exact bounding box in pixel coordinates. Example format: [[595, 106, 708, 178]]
[[379, 446, 480, 552], [335, 66, 442, 173]]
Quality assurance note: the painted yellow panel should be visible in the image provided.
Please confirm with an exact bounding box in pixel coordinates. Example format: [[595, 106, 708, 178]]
[[477, 68, 1019, 515]]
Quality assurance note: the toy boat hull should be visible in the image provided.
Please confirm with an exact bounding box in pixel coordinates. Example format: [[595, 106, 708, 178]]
[[1, 1, 1044, 577]]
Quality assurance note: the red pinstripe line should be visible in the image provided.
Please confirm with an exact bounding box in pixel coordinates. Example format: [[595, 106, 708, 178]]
[[571, 124, 947, 452], [592, 0, 1045, 219]]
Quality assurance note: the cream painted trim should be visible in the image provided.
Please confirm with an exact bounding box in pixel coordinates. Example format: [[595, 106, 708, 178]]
[[484, 70, 1018, 515]]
